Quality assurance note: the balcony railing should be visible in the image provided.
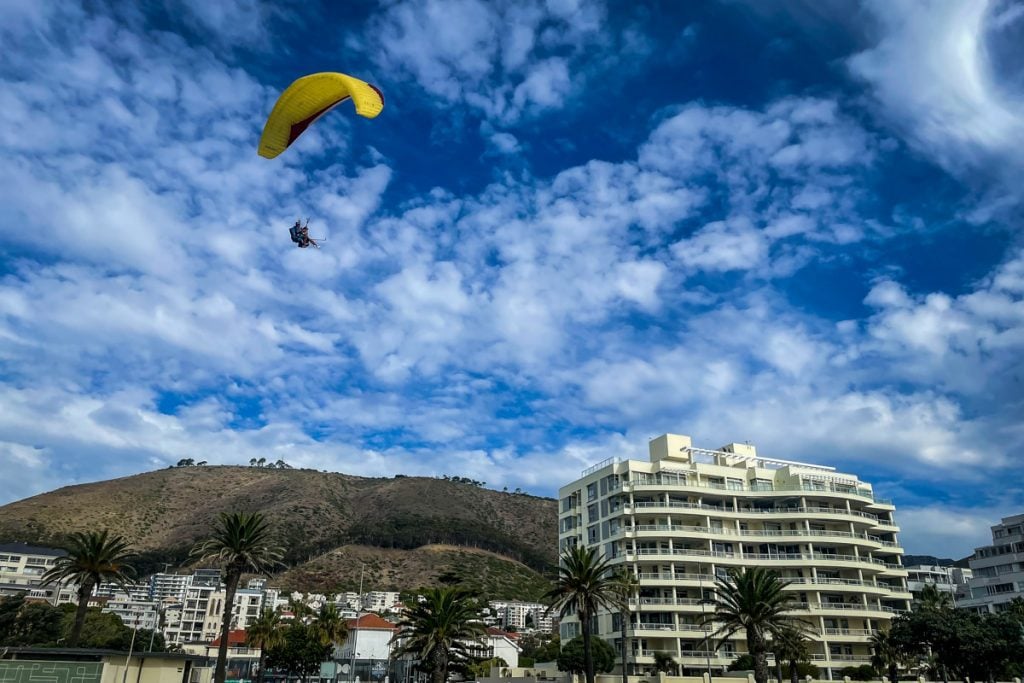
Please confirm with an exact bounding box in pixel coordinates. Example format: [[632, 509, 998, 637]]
[[625, 501, 883, 523], [628, 524, 895, 544], [624, 479, 887, 504], [628, 548, 892, 568]]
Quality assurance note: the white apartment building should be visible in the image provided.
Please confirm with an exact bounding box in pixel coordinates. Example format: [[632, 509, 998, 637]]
[[558, 433, 911, 680], [95, 580, 152, 601], [150, 572, 192, 602], [904, 565, 972, 604], [164, 585, 264, 644], [102, 595, 161, 631], [960, 513, 1024, 614], [489, 601, 554, 633], [0, 543, 65, 600]]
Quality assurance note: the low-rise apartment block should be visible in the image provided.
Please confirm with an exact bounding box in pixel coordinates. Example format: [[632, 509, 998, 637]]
[[960, 513, 1024, 614], [558, 433, 911, 680], [0, 543, 65, 601]]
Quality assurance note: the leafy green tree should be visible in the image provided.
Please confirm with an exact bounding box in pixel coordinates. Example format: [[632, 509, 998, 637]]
[[545, 545, 620, 683], [0, 596, 63, 645], [248, 609, 286, 683], [265, 622, 332, 683], [392, 587, 486, 683], [700, 567, 798, 683], [41, 530, 135, 646], [652, 651, 676, 675], [556, 635, 616, 675], [468, 657, 509, 678], [840, 665, 876, 681], [192, 512, 284, 683], [727, 654, 756, 671]]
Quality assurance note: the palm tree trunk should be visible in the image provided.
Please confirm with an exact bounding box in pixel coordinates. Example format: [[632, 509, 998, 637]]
[[620, 608, 629, 683], [888, 663, 897, 683], [215, 569, 241, 683], [581, 611, 594, 683], [69, 578, 95, 646], [775, 659, 783, 683], [257, 648, 267, 683], [432, 649, 445, 683], [789, 659, 798, 683], [748, 633, 768, 683]]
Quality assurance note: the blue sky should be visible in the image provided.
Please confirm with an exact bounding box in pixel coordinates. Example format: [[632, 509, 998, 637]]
[[1, 0, 1022, 558]]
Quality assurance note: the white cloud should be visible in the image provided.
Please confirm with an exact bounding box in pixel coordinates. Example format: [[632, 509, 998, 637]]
[[365, 0, 623, 122], [897, 505, 998, 557], [849, 0, 1024, 203]]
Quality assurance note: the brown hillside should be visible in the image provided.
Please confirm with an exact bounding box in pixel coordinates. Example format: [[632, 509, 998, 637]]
[[0, 466, 558, 599]]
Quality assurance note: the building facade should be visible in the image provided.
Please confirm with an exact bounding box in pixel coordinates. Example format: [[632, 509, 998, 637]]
[[904, 564, 973, 605], [164, 585, 264, 644], [488, 600, 554, 633], [558, 433, 911, 680], [959, 513, 1024, 614], [0, 543, 66, 600]]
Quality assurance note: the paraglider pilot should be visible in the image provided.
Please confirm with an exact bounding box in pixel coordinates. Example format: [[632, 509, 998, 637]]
[[288, 220, 318, 249]]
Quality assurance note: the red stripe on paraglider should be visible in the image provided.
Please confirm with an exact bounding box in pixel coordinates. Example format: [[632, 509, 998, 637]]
[[288, 96, 348, 146]]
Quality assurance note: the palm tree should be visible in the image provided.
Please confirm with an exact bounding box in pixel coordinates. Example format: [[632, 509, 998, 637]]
[[613, 567, 639, 683], [248, 608, 286, 683], [870, 629, 904, 683], [700, 567, 798, 683], [915, 584, 953, 611], [192, 512, 284, 683], [544, 545, 620, 683], [771, 625, 811, 683], [392, 586, 485, 683], [41, 530, 135, 646], [312, 603, 348, 647]]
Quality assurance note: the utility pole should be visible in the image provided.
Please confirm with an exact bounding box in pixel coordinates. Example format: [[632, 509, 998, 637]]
[[122, 617, 139, 683], [350, 564, 365, 683]]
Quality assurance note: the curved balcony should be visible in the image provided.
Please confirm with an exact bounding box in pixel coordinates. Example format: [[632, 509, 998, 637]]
[[627, 524, 891, 550], [627, 548, 892, 573], [624, 479, 887, 505], [624, 501, 885, 526]]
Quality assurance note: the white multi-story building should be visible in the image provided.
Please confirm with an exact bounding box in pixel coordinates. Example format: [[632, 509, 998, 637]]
[[558, 433, 911, 680], [95, 580, 151, 601], [0, 543, 65, 600], [102, 595, 161, 631], [150, 572, 192, 602], [488, 601, 554, 633], [164, 585, 264, 644], [960, 513, 1024, 614], [904, 565, 973, 604]]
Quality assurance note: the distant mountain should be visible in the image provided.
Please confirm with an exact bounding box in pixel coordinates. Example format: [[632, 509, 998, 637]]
[[0, 466, 558, 600], [903, 554, 975, 569]]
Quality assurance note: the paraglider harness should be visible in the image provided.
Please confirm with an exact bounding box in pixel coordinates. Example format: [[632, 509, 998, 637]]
[[289, 219, 319, 249]]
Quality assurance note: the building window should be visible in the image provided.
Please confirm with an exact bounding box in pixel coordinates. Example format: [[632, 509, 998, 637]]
[[587, 483, 598, 501]]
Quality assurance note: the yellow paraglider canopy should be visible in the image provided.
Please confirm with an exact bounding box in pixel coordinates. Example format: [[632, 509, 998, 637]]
[[258, 72, 384, 159]]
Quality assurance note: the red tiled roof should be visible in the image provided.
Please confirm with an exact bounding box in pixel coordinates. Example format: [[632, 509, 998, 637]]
[[211, 630, 248, 647], [346, 614, 397, 630], [486, 627, 519, 639]]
